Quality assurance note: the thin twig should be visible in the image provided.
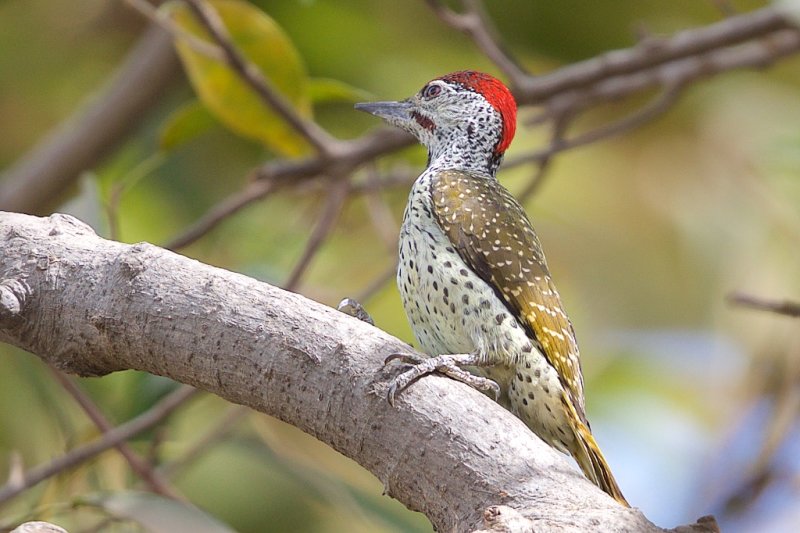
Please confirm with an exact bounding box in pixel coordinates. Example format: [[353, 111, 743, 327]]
[[122, 0, 224, 61], [362, 164, 400, 252], [284, 178, 351, 291], [46, 367, 185, 501], [0, 385, 199, 507], [183, 0, 344, 156], [165, 129, 413, 250], [159, 405, 250, 478], [517, 111, 571, 204], [508, 84, 683, 169], [426, 0, 528, 86], [515, 7, 797, 101], [166, 179, 277, 250], [350, 168, 415, 195], [354, 263, 398, 305], [728, 292, 800, 318]]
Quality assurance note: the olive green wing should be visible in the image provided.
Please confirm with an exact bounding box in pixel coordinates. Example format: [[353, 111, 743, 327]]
[[430, 170, 587, 423]]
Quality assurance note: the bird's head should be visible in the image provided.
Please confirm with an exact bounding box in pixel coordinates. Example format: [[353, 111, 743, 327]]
[[356, 71, 517, 171]]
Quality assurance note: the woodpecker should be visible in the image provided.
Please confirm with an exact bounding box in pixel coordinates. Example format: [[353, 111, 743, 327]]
[[355, 71, 628, 506]]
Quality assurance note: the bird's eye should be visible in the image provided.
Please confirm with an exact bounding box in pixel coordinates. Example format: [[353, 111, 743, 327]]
[[422, 84, 442, 99]]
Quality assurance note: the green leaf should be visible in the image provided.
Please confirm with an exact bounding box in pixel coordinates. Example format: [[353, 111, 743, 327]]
[[309, 77, 374, 105], [83, 491, 236, 533], [160, 99, 219, 151], [161, 0, 312, 156]]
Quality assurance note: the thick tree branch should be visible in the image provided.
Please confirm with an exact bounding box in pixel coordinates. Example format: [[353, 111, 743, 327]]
[[0, 211, 717, 532]]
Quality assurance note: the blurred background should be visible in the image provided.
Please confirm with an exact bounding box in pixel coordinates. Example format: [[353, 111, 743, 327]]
[[1, 0, 800, 531]]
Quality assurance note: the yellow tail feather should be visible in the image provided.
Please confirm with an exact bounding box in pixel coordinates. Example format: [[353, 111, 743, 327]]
[[562, 395, 629, 507]]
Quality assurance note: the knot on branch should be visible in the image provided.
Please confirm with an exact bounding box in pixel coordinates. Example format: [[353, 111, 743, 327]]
[[473, 505, 534, 533], [46, 213, 96, 237], [11, 521, 68, 533], [0, 278, 32, 329], [117, 242, 163, 281]]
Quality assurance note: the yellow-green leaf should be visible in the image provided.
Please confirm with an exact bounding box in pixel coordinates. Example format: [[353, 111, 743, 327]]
[[159, 99, 219, 151], [161, 0, 311, 156], [309, 77, 374, 105]]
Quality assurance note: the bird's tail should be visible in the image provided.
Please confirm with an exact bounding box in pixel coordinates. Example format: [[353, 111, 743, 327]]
[[562, 396, 629, 507]]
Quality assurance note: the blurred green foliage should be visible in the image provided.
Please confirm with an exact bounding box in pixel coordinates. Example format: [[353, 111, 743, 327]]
[[1, 0, 800, 531]]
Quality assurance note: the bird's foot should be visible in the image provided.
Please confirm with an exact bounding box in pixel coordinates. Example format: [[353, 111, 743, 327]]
[[383, 352, 500, 406], [337, 297, 375, 326]]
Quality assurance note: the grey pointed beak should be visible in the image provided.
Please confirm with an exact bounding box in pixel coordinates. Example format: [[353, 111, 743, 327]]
[[354, 100, 413, 122]]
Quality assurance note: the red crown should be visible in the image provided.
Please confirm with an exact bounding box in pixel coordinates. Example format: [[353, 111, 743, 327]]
[[439, 71, 517, 154]]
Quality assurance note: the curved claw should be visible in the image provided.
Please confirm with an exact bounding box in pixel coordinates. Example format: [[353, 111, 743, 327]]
[[384, 352, 425, 367], [387, 381, 399, 407], [487, 380, 501, 401]]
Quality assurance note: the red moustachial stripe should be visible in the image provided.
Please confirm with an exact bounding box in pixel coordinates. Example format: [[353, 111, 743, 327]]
[[440, 71, 517, 154]]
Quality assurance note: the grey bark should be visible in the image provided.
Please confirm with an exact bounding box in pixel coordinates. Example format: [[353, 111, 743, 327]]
[[0, 211, 715, 533]]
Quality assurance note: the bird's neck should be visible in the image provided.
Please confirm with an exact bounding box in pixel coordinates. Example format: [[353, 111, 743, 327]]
[[426, 137, 502, 178]]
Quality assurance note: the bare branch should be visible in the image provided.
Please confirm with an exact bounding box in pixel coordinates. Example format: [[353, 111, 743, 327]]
[[515, 7, 798, 102], [0, 383, 198, 506], [0, 211, 701, 532], [46, 367, 185, 501], [165, 179, 277, 250], [426, 0, 528, 85], [123, 0, 224, 61], [354, 263, 397, 305], [728, 292, 800, 318], [509, 83, 684, 170], [284, 179, 350, 291], [516, 111, 570, 204], [165, 128, 414, 250], [159, 405, 249, 478], [362, 164, 401, 252]]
